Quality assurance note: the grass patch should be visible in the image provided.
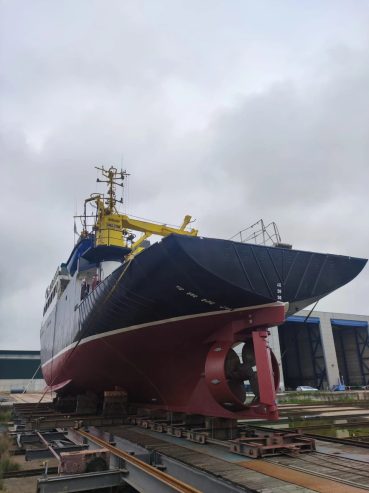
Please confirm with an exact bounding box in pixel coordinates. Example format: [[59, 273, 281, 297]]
[[0, 454, 20, 473], [0, 432, 20, 490], [0, 411, 10, 424], [283, 397, 322, 404], [281, 395, 357, 405], [278, 391, 359, 405], [0, 434, 9, 456]]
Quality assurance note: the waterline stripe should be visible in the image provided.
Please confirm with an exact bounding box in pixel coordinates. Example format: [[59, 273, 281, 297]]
[[41, 301, 285, 368]]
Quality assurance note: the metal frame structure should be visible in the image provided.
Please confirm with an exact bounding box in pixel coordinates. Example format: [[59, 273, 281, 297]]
[[12, 403, 316, 493], [354, 328, 369, 385], [74, 429, 250, 493], [335, 327, 351, 385], [37, 470, 127, 493], [332, 322, 369, 386], [279, 318, 326, 389], [307, 323, 327, 389]]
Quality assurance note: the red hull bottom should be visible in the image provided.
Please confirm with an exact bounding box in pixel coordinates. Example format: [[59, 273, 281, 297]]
[[43, 303, 285, 420]]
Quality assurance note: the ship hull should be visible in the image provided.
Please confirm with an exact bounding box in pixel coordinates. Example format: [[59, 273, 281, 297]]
[[77, 234, 367, 349], [41, 234, 367, 417], [42, 302, 285, 419]]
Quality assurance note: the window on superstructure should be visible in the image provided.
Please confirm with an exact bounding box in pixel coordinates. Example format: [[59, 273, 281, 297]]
[[60, 279, 69, 294], [43, 284, 58, 315]]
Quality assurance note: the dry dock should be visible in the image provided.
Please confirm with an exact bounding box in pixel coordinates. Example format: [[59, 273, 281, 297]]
[[1, 395, 369, 492]]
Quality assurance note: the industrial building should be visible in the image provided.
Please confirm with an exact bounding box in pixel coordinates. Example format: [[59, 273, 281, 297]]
[[0, 350, 44, 392], [269, 309, 369, 391]]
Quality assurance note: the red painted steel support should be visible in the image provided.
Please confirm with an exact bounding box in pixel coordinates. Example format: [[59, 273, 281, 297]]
[[198, 303, 284, 420], [203, 331, 279, 419], [252, 329, 279, 419]]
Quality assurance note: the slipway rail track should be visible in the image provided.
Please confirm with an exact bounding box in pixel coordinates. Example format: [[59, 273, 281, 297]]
[[76, 428, 201, 493], [88, 423, 369, 493], [262, 452, 369, 491], [6, 400, 369, 493]]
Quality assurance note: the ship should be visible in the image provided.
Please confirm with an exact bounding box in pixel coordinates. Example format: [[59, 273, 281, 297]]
[[40, 167, 367, 420]]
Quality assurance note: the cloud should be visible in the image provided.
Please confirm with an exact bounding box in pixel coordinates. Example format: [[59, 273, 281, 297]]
[[1, 1, 369, 349]]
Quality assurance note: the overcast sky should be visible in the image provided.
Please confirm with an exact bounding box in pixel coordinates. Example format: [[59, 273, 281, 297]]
[[1, 0, 369, 350]]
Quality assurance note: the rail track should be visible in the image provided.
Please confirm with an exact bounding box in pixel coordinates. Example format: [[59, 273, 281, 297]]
[[102, 424, 369, 493], [8, 400, 369, 493], [77, 429, 202, 493], [266, 451, 369, 490], [248, 423, 369, 449]]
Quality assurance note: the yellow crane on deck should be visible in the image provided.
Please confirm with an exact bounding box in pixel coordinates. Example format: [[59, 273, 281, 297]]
[[80, 166, 198, 257]]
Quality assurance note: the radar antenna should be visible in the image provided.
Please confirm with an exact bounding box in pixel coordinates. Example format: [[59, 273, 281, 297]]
[[95, 166, 130, 214]]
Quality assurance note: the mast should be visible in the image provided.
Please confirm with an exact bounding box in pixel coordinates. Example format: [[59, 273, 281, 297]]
[[78, 166, 198, 257], [95, 166, 129, 214]]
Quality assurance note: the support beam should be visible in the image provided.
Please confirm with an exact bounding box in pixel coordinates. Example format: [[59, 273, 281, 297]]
[[252, 329, 278, 414], [76, 429, 200, 492], [26, 445, 88, 461], [268, 326, 285, 391], [77, 427, 255, 493], [318, 313, 340, 389], [156, 454, 252, 493], [18, 432, 66, 446], [37, 470, 127, 493]]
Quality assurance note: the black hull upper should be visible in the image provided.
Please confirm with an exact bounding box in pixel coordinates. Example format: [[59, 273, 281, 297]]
[[75, 235, 366, 351]]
